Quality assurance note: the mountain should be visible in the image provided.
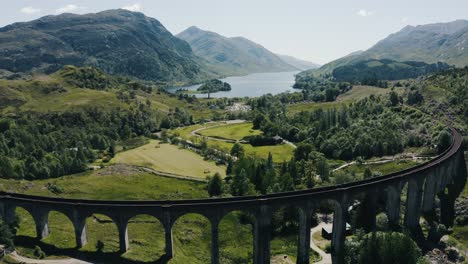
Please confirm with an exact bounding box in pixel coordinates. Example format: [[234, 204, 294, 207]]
[[332, 59, 451, 83], [177, 26, 298, 75], [0, 9, 209, 83], [300, 20, 468, 79], [276, 54, 320, 70]]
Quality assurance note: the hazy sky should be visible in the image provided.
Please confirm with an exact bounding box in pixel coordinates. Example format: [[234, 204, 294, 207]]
[[1, 0, 467, 64]]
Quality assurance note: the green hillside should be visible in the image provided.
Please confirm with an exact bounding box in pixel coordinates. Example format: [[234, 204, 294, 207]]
[[299, 20, 468, 80], [332, 59, 450, 83], [0, 9, 210, 84]]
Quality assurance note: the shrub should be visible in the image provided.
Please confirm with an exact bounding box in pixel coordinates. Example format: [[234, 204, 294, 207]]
[[33, 246, 46, 259]]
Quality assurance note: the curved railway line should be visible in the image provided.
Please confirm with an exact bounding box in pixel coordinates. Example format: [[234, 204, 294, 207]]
[[1, 127, 466, 264]]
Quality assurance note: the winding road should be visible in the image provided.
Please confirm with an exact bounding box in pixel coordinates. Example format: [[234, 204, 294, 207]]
[[311, 223, 332, 264]]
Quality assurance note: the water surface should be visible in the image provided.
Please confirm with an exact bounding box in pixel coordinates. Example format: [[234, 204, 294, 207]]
[[167, 71, 299, 98]]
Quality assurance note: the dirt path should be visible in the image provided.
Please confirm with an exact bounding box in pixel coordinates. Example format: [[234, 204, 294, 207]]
[[7, 251, 92, 264]]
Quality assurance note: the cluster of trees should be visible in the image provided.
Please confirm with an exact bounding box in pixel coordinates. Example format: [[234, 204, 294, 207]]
[[197, 79, 231, 94], [59, 66, 114, 90], [293, 76, 352, 102], [425, 67, 468, 120], [344, 231, 425, 264], [159, 107, 194, 129], [0, 103, 177, 180], [250, 92, 443, 161]]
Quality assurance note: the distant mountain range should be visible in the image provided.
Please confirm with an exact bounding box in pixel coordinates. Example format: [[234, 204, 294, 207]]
[[276, 54, 320, 70], [177, 26, 298, 75], [301, 19, 468, 79], [0, 9, 209, 83]]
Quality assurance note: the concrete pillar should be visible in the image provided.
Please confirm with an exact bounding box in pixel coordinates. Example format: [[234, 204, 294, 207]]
[[2, 203, 16, 224], [117, 218, 129, 252], [0, 202, 4, 221], [253, 205, 272, 264], [163, 212, 174, 258], [362, 190, 378, 232], [385, 184, 402, 229], [422, 171, 437, 213], [297, 205, 313, 264], [331, 195, 348, 264], [404, 178, 423, 229], [33, 208, 49, 240], [72, 210, 87, 248], [211, 218, 220, 264]]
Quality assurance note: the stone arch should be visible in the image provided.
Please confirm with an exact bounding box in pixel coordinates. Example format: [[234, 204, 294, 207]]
[[172, 213, 212, 263], [83, 213, 121, 253], [14, 206, 37, 238], [123, 214, 165, 262], [219, 210, 254, 263], [275, 202, 320, 264], [42, 210, 76, 249]]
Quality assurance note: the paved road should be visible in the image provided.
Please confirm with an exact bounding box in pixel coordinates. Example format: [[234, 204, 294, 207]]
[[311, 223, 332, 264]]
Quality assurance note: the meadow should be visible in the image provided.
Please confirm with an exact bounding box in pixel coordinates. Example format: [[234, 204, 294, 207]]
[[171, 122, 295, 161], [110, 140, 226, 179]]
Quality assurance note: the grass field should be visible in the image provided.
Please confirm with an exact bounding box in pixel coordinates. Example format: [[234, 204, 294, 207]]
[[287, 86, 404, 116], [340, 159, 423, 176], [198, 122, 262, 141], [111, 140, 226, 178], [171, 122, 295, 161], [336, 85, 397, 102], [1, 166, 320, 264]]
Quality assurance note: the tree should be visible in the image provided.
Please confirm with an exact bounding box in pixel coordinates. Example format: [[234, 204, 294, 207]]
[[363, 167, 372, 179], [357, 232, 422, 264], [230, 143, 245, 158], [316, 158, 329, 182], [253, 114, 265, 129], [389, 91, 399, 106], [207, 173, 223, 197], [230, 169, 253, 196], [0, 218, 14, 247], [437, 130, 452, 154]]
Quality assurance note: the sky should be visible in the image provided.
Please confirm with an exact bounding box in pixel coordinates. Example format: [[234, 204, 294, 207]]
[[1, 0, 467, 64]]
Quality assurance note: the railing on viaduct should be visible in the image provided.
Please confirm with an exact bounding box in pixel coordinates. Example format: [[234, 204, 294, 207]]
[[0, 127, 466, 264]]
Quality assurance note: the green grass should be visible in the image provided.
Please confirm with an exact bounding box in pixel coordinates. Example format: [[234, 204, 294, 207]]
[[287, 101, 345, 116], [4, 167, 317, 264], [111, 140, 226, 178], [198, 122, 261, 141], [336, 85, 397, 102], [271, 234, 321, 263], [171, 123, 295, 161], [287, 86, 404, 116], [341, 159, 422, 176], [0, 167, 207, 200]]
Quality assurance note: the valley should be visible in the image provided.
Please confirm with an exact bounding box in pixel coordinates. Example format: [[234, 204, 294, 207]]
[[0, 5, 467, 264]]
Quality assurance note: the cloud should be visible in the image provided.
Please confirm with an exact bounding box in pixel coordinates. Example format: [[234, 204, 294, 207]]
[[356, 9, 373, 17], [122, 3, 142, 12], [56, 4, 79, 14], [401, 17, 409, 23], [20, 6, 41, 15]]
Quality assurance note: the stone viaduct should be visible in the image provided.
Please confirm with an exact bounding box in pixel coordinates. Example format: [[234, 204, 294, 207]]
[[0, 127, 466, 264]]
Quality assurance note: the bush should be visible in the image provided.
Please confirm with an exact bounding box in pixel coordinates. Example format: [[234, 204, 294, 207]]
[[357, 232, 421, 264], [33, 246, 46, 259]]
